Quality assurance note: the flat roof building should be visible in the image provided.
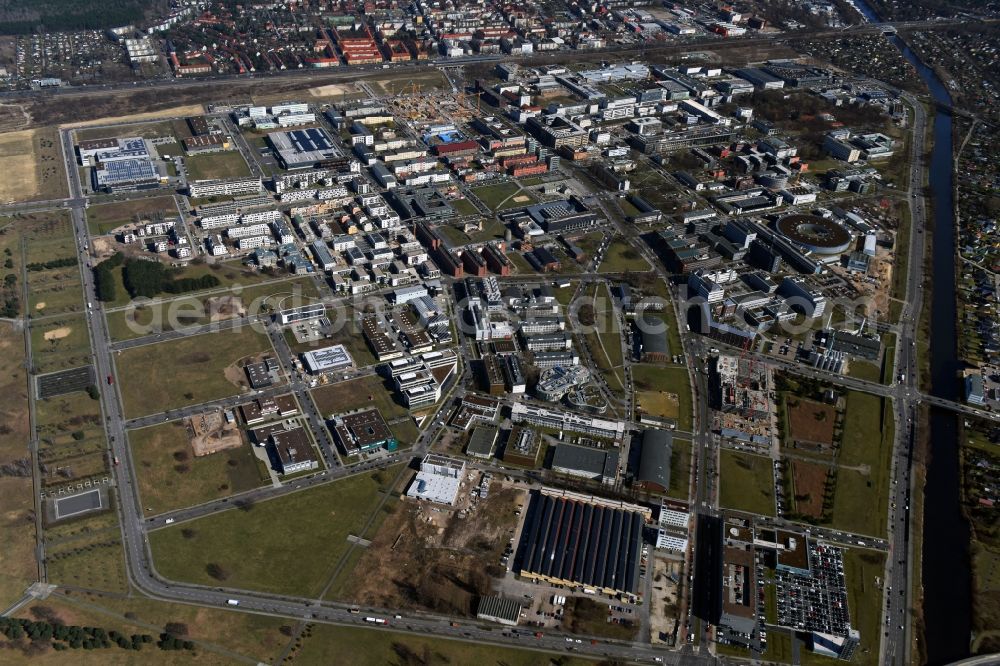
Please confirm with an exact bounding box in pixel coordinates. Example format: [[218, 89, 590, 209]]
[[302, 344, 353, 374], [516, 490, 647, 598], [466, 424, 499, 460], [268, 128, 343, 169], [551, 443, 620, 485], [332, 409, 397, 454], [268, 427, 319, 475], [406, 454, 466, 505]]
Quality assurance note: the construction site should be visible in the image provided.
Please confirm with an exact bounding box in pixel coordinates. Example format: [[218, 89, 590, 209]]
[[709, 352, 774, 446], [338, 472, 526, 617], [187, 410, 244, 458]]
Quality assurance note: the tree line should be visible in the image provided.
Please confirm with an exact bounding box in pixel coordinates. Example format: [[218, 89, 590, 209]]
[[0, 615, 198, 652], [26, 257, 76, 272], [93, 252, 221, 302]]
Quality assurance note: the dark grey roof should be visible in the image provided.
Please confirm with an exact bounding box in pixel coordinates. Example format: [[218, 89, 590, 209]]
[[552, 443, 618, 478], [640, 313, 669, 356], [467, 424, 499, 457], [637, 429, 672, 490], [517, 493, 643, 594]]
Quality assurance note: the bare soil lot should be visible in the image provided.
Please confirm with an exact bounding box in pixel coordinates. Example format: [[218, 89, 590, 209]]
[[786, 398, 837, 446], [340, 481, 524, 616], [791, 459, 830, 519]]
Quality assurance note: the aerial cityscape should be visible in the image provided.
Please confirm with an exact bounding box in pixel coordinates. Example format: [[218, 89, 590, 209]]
[[0, 0, 997, 664]]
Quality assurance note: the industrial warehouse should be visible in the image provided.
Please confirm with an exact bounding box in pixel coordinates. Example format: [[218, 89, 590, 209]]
[[515, 489, 651, 599]]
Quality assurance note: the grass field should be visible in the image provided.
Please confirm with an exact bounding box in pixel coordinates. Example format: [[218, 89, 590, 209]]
[[371, 70, 450, 96], [85, 195, 179, 236], [667, 437, 692, 500], [184, 151, 251, 181], [129, 421, 268, 515], [841, 549, 888, 666], [28, 268, 84, 318], [848, 360, 882, 383], [75, 118, 193, 142], [449, 197, 480, 217], [30, 314, 92, 374], [598, 239, 651, 273], [0, 127, 68, 203], [831, 391, 894, 536], [99, 258, 279, 308], [632, 364, 692, 431], [719, 450, 776, 516], [292, 624, 597, 666], [105, 276, 318, 341], [16, 592, 290, 665], [310, 374, 407, 420], [786, 398, 836, 446], [116, 326, 273, 418], [150, 470, 399, 597], [471, 182, 525, 211], [0, 322, 38, 608], [45, 533, 128, 593]]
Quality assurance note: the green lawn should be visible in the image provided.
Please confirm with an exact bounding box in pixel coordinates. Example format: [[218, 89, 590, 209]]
[[839, 549, 887, 666], [149, 470, 399, 597], [29, 314, 92, 374], [184, 151, 251, 180], [719, 450, 776, 517], [847, 360, 881, 383], [85, 196, 178, 235], [129, 421, 269, 515], [449, 197, 480, 216], [28, 268, 84, 317], [598, 239, 651, 274], [116, 326, 273, 418], [667, 437, 691, 500], [631, 364, 693, 431], [471, 182, 525, 211], [46, 534, 128, 593], [310, 374, 407, 419], [831, 391, 894, 536]]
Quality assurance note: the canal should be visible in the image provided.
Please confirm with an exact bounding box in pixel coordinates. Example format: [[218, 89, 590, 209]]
[[851, 1, 972, 662]]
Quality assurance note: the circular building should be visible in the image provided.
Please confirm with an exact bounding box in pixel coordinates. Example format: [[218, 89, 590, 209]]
[[775, 214, 852, 255]]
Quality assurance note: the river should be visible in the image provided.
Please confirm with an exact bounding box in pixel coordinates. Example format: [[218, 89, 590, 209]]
[[849, 1, 972, 662]]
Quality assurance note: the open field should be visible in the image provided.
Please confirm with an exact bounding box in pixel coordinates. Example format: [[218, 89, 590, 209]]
[[85, 195, 178, 236], [292, 624, 597, 666], [150, 469, 398, 597], [14, 592, 291, 665], [66, 105, 205, 131], [106, 277, 318, 342], [790, 459, 830, 519], [45, 531, 128, 593], [667, 437, 692, 500], [0, 322, 38, 608], [339, 481, 523, 616], [719, 450, 775, 516], [310, 374, 407, 420], [29, 315, 92, 374], [786, 398, 837, 446], [184, 151, 251, 181], [34, 391, 107, 482], [470, 182, 523, 211], [0, 127, 68, 203], [27, 268, 84, 317], [371, 70, 450, 96], [842, 549, 888, 666], [116, 326, 273, 418], [598, 239, 650, 274], [831, 391, 894, 536], [632, 364, 692, 431], [129, 421, 267, 515]]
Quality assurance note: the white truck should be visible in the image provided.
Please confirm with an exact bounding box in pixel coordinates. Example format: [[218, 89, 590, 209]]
[[226, 599, 239, 606]]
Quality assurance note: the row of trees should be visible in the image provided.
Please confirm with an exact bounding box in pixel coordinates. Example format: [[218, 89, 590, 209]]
[[26, 257, 76, 272], [0, 616, 196, 653]]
